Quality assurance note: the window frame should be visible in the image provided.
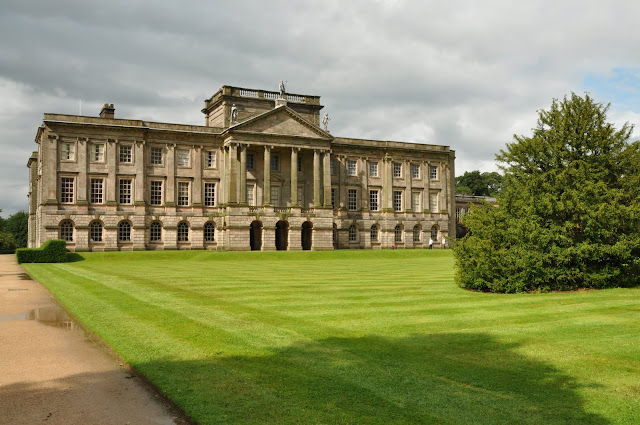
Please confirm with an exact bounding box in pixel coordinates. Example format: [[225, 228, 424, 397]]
[[370, 225, 379, 242], [149, 180, 163, 206], [149, 221, 162, 242], [90, 221, 103, 243], [429, 165, 438, 180], [59, 220, 74, 242], [91, 143, 105, 163], [204, 222, 215, 243], [411, 191, 421, 211], [177, 221, 190, 242], [205, 150, 217, 169], [393, 190, 402, 212], [150, 147, 163, 166], [413, 225, 421, 242], [246, 152, 254, 171], [393, 162, 402, 178], [60, 142, 75, 161], [271, 154, 280, 172], [118, 178, 133, 205], [348, 224, 357, 242], [347, 160, 357, 176], [119, 145, 133, 163], [369, 161, 378, 177], [177, 181, 190, 206], [394, 225, 403, 243], [369, 189, 379, 211], [204, 182, 216, 207], [411, 163, 420, 179], [90, 178, 104, 204], [118, 221, 132, 242], [348, 188, 358, 211], [60, 176, 75, 204], [177, 149, 191, 168]]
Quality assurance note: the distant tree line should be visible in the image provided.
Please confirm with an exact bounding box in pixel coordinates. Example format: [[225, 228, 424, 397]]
[[455, 171, 504, 197], [0, 210, 28, 252]]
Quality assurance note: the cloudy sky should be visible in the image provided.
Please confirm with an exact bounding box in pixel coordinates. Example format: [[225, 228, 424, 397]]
[[1, 0, 639, 216]]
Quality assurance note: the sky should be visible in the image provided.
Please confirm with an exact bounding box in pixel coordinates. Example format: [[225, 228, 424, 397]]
[[1, 0, 639, 217]]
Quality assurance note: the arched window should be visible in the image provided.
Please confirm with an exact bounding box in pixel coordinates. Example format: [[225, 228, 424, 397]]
[[431, 225, 439, 241], [370, 225, 379, 242], [150, 221, 162, 242], [90, 221, 103, 242], [413, 225, 421, 242], [177, 222, 189, 242], [118, 221, 131, 242], [394, 225, 403, 243], [204, 222, 215, 242], [59, 220, 74, 242], [348, 225, 357, 242]]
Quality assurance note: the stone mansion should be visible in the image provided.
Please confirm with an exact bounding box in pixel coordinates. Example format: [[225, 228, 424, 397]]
[[27, 85, 456, 251]]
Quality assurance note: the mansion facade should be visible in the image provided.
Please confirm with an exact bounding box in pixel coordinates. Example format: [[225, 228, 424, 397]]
[[27, 85, 456, 251]]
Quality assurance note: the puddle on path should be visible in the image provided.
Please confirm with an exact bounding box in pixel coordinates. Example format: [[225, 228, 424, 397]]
[[0, 307, 78, 330]]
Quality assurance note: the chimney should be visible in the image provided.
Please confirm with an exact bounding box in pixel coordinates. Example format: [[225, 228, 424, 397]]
[[100, 103, 115, 119]]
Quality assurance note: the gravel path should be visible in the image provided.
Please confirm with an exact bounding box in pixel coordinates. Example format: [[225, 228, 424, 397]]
[[0, 254, 189, 425]]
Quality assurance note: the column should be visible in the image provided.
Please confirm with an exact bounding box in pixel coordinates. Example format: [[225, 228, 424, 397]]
[[313, 149, 321, 206], [384, 157, 393, 210], [166, 144, 175, 207], [239, 144, 247, 204], [106, 139, 117, 205], [361, 157, 368, 210], [338, 156, 346, 209], [323, 151, 331, 208], [290, 148, 298, 206], [228, 143, 238, 204], [193, 145, 203, 206], [263, 146, 271, 205], [405, 159, 412, 211], [77, 138, 88, 205], [134, 141, 145, 206]]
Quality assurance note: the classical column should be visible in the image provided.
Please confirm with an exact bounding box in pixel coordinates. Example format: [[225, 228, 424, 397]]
[[313, 149, 321, 206], [384, 157, 393, 210], [77, 138, 88, 205], [290, 147, 298, 206], [239, 144, 247, 204], [193, 145, 203, 207], [405, 159, 412, 211], [263, 146, 271, 205], [323, 151, 331, 208], [165, 144, 175, 207], [106, 139, 117, 205], [134, 140, 145, 206], [228, 143, 238, 204]]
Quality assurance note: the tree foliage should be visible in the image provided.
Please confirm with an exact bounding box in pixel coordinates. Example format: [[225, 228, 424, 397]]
[[4, 211, 28, 248], [455, 171, 503, 196], [455, 93, 640, 292]]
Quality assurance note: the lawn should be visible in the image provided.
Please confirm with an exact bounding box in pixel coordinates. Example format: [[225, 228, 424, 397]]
[[23, 250, 639, 424]]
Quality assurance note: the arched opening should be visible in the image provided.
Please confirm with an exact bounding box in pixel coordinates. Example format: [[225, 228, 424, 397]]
[[250, 220, 262, 251], [177, 221, 190, 242], [333, 223, 338, 249], [59, 220, 74, 242], [275, 220, 289, 251], [301, 221, 312, 250]]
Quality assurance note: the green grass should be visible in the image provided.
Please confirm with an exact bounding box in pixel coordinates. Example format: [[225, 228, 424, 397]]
[[23, 250, 639, 424]]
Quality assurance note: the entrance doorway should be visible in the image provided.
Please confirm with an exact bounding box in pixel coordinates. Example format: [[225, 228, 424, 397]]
[[275, 220, 289, 251], [301, 221, 312, 250], [333, 223, 338, 249], [250, 221, 262, 251]]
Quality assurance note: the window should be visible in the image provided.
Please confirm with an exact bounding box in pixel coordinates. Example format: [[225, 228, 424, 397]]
[[429, 165, 438, 180], [90, 221, 103, 242], [150, 221, 162, 242], [369, 162, 378, 177], [412, 192, 420, 211], [393, 191, 402, 212], [151, 147, 163, 165], [91, 144, 105, 162], [177, 182, 190, 206], [246, 153, 254, 170], [431, 225, 439, 241], [271, 186, 280, 206], [348, 225, 357, 242], [90, 178, 103, 204], [456, 207, 463, 221], [347, 160, 357, 176], [119, 145, 132, 163], [348, 189, 357, 211], [118, 221, 131, 242], [206, 151, 216, 168], [330, 159, 336, 176], [177, 149, 190, 167], [204, 182, 216, 207], [412, 164, 420, 179], [413, 225, 421, 242], [429, 193, 438, 212], [60, 142, 75, 161], [119, 179, 132, 204], [271, 154, 279, 171], [247, 184, 255, 206], [395, 225, 403, 243], [204, 222, 215, 242], [59, 220, 74, 242], [61, 177, 74, 203], [370, 225, 379, 242], [297, 187, 304, 205], [393, 162, 402, 178], [177, 222, 189, 242], [369, 190, 379, 211], [331, 188, 336, 209], [297, 155, 303, 172], [150, 181, 163, 206]]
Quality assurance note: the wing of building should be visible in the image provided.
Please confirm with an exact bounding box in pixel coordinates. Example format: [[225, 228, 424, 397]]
[[27, 85, 456, 251]]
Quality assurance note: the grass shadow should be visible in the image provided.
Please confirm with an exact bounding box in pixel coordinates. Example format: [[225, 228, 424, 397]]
[[135, 333, 608, 425], [65, 253, 85, 262]]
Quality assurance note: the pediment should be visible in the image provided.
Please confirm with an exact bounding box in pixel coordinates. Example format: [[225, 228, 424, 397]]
[[229, 106, 330, 139]]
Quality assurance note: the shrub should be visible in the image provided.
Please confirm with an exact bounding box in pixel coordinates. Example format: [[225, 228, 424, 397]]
[[0, 231, 17, 252], [16, 239, 68, 263]]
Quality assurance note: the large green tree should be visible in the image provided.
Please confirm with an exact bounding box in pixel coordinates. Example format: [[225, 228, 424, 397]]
[[455, 93, 640, 292], [5, 211, 28, 248], [456, 171, 503, 196]]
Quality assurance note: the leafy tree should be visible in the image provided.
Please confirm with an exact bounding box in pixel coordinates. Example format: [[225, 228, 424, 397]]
[[5, 211, 28, 248], [456, 171, 503, 196], [455, 93, 640, 292], [0, 232, 16, 251]]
